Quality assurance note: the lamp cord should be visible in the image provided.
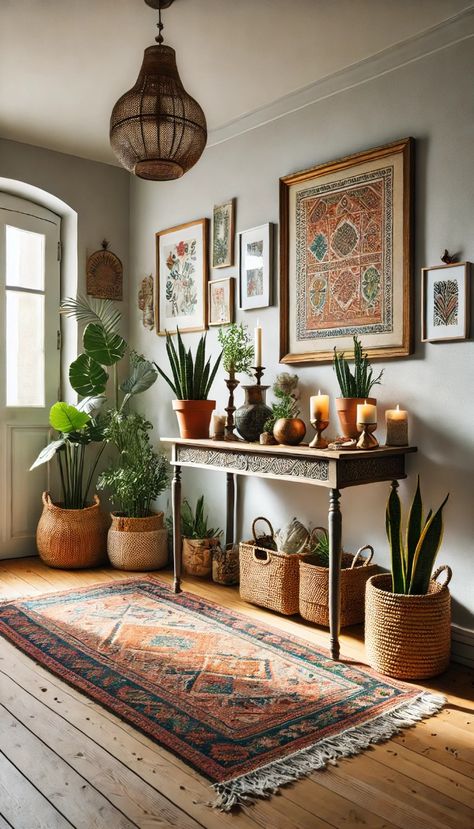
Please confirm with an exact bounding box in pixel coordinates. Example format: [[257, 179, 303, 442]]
[[156, 3, 164, 45]]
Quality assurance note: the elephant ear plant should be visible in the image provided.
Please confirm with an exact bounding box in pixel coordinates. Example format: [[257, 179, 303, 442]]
[[386, 477, 449, 595], [31, 296, 158, 508]]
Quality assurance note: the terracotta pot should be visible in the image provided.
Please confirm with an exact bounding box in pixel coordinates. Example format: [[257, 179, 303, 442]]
[[36, 492, 109, 569], [172, 399, 215, 439], [273, 417, 306, 445], [335, 397, 376, 439], [107, 511, 168, 571]]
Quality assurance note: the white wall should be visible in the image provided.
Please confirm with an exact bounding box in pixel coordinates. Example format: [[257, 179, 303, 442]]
[[129, 32, 474, 629]]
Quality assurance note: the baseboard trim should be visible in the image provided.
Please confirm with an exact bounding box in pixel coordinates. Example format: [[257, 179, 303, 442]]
[[208, 6, 474, 148], [451, 624, 474, 668]]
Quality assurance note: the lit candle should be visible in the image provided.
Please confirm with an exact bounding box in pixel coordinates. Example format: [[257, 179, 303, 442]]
[[211, 413, 226, 439], [254, 320, 262, 367], [310, 390, 329, 421], [385, 404, 408, 446], [357, 400, 377, 424]]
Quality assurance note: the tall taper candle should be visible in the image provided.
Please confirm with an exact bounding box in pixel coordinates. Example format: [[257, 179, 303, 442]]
[[255, 320, 262, 367]]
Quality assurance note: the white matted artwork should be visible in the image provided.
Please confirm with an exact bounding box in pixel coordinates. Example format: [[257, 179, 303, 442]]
[[421, 262, 471, 342], [155, 218, 209, 334], [208, 277, 235, 326], [238, 223, 273, 310]]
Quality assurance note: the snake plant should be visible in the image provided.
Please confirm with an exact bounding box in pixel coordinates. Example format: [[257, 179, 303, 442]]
[[333, 335, 384, 398], [155, 329, 222, 400], [386, 477, 449, 595]]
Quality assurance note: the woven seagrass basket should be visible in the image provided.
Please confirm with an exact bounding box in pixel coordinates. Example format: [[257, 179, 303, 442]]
[[108, 512, 168, 571], [36, 492, 109, 569], [182, 537, 221, 577], [239, 518, 301, 616], [299, 543, 377, 627], [365, 567, 452, 680]]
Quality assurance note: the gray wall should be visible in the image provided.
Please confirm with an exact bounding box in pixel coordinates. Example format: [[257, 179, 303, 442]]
[[129, 37, 474, 628]]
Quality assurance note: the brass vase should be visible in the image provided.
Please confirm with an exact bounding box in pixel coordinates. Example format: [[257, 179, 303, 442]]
[[273, 418, 306, 445]]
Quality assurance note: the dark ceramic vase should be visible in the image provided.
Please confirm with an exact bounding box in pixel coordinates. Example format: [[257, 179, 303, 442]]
[[235, 384, 272, 442]]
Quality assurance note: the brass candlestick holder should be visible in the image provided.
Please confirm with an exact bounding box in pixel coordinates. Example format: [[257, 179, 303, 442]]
[[224, 372, 240, 441], [309, 418, 329, 449], [356, 422, 379, 450], [253, 366, 265, 386]]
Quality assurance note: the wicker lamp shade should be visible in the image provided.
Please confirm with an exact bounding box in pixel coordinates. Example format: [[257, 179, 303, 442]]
[[110, 43, 207, 181]]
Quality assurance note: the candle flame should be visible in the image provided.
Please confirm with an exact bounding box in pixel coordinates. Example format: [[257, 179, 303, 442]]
[[396, 404, 400, 411], [256, 318, 260, 327], [318, 389, 321, 396], [364, 400, 367, 405]]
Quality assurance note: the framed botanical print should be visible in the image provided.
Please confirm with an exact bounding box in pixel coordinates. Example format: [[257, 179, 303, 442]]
[[238, 223, 274, 310], [280, 138, 414, 363], [208, 277, 235, 326], [155, 218, 209, 334], [212, 199, 235, 268], [421, 262, 471, 342]]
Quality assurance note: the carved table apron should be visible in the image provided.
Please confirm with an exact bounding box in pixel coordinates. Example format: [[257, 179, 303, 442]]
[[161, 438, 417, 660]]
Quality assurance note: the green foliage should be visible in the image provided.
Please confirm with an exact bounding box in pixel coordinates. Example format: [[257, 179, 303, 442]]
[[49, 402, 90, 434], [155, 329, 222, 399], [97, 411, 169, 518], [310, 527, 330, 566], [217, 323, 254, 375], [333, 335, 384, 398], [177, 495, 222, 539], [60, 294, 121, 336], [69, 353, 108, 397], [386, 477, 449, 595], [83, 323, 127, 367], [264, 373, 300, 433]]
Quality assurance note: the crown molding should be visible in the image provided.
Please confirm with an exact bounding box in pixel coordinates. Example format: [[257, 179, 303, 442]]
[[208, 6, 474, 148]]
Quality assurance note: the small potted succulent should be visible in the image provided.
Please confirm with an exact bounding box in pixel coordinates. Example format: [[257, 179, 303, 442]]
[[155, 329, 222, 439], [217, 323, 256, 440], [333, 335, 383, 438], [365, 477, 451, 679], [176, 495, 222, 577], [263, 373, 306, 445]]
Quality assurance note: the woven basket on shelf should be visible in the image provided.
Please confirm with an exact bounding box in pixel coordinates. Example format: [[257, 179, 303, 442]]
[[239, 518, 301, 616], [107, 512, 168, 571], [365, 567, 452, 680], [299, 543, 377, 627], [36, 492, 109, 569]]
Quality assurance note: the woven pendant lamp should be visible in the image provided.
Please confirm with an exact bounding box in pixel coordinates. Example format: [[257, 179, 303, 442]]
[[110, 0, 207, 181]]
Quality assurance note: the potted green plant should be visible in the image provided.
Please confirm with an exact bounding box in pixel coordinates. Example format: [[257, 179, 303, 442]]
[[333, 335, 384, 438], [32, 296, 158, 568], [218, 323, 255, 440], [263, 373, 306, 445], [365, 478, 451, 679], [97, 411, 169, 570], [176, 495, 222, 577], [155, 329, 222, 438]]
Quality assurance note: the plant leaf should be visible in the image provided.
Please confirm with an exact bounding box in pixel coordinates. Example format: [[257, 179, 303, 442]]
[[76, 395, 107, 415], [405, 476, 422, 587], [386, 485, 405, 593], [69, 353, 108, 396], [60, 294, 121, 335], [409, 494, 449, 595], [30, 438, 65, 470], [120, 359, 157, 397], [83, 323, 127, 366], [49, 402, 90, 434]]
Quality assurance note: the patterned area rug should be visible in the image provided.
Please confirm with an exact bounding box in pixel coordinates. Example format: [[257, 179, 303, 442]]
[[0, 577, 444, 810]]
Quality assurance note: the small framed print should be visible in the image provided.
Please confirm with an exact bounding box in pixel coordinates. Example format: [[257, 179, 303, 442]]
[[155, 218, 209, 334], [238, 223, 274, 310], [208, 277, 235, 326], [421, 262, 471, 342], [212, 199, 235, 268]]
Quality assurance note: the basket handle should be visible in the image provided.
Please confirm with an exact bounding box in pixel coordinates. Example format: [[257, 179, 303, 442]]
[[252, 548, 271, 565], [252, 516, 274, 541], [432, 565, 452, 587], [351, 544, 374, 568], [42, 491, 52, 507]]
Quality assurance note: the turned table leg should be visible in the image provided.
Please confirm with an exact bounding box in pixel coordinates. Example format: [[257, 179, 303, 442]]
[[172, 464, 182, 593], [226, 473, 236, 546], [328, 488, 342, 660]]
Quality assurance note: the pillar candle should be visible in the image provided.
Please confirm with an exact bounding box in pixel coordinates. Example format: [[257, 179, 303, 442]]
[[356, 400, 377, 424], [254, 320, 262, 367], [385, 405, 408, 446], [211, 413, 226, 439], [310, 390, 329, 421]]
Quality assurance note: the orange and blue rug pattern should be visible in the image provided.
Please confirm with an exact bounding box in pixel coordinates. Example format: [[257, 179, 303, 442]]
[[0, 577, 444, 809]]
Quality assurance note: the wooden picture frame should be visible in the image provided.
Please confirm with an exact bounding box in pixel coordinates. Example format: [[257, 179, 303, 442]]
[[279, 137, 414, 364], [212, 199, 235, 269], [421, 262, 471, 342], [238, 223, 274, 310], [155, 218, 209, 335], [208, 277, 235, 326]]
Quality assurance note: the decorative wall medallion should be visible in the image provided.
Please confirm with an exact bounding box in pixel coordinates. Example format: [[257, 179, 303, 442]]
[[86, 239, 123, 300], [138, 274, 154, 330]]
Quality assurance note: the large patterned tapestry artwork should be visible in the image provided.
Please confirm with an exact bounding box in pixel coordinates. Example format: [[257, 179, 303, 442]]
[[0, 578, 443, 810]]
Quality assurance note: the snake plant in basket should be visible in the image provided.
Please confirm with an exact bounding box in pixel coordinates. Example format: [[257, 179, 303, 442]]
[[365, 477, 451, 680], [155, 329, 222, 438]]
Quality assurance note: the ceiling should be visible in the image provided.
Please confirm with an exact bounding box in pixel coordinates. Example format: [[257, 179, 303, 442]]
[[0, 0, 469, 166]]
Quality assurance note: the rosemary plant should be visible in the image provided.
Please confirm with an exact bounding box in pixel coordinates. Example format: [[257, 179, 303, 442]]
[[217, 323, 254, 375]]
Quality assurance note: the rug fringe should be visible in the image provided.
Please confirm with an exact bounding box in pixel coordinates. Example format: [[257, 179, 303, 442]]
[[211, 691, 445, 811]]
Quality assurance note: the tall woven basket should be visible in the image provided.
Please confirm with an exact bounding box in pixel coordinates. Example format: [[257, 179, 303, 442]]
[[108, 512, 168, 571], [365, 567, 452, 680], [299, 544, 376, 627], [36, 492, 109, 569], [239, 518, 301, 616]]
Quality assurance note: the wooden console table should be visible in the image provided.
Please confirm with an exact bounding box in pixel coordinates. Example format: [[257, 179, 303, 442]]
[[162, 438, 417, 660]]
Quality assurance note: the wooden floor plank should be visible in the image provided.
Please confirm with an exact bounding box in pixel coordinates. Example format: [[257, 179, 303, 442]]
[[0, 751, 73, 829], [0, 703, 136, 829]]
